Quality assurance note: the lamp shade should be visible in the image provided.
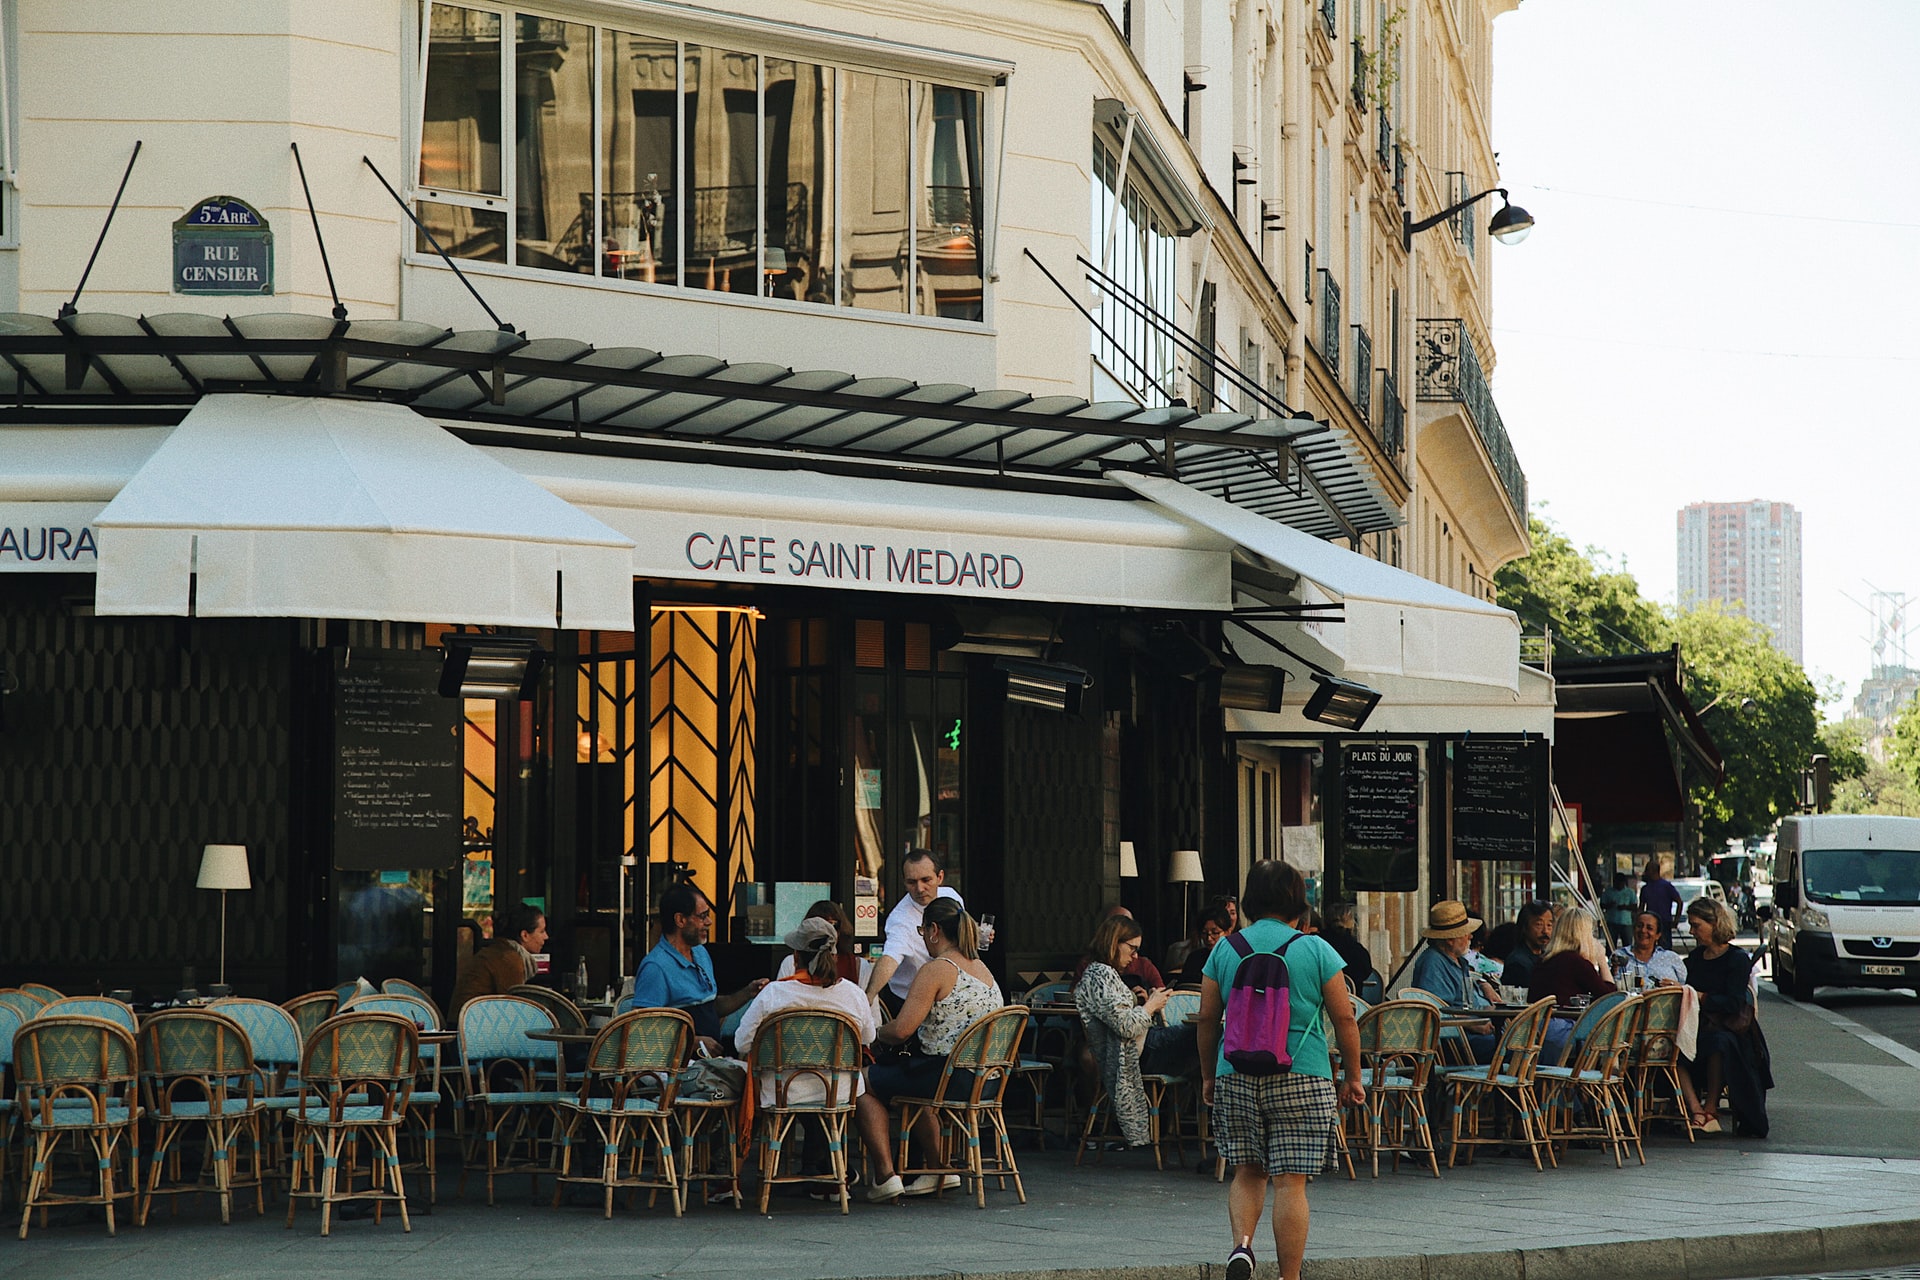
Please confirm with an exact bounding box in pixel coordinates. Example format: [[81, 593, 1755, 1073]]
[[1167, 848, 1206, 885], [197, 843, 252, 891], [1118, 841, 1139, 878]]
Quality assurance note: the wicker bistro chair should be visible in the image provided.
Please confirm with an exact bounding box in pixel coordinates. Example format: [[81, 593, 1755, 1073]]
[[553, 1008, 693, 1218], [1350, 1000, 1442, 1179], [1537, 995, 1644, 1168], [0, 1004, 21, 1207], [1553, 991, 1630, 1067], [510, 985, 589, 1033], [456, 995, 568, 1204], [138, 1009, 266, 1225], [36, 996, 138, 1035], [1434, 996, 1558, 1172], [896, 1005, 1029, 1208], [209, 997, 306, 1185], [1627, 986, 1695, 1141], [20, 984, 62, 1004], [380, 980, 444, 1028], [283, 991, 340, 1049], [340, 995, 445, 1204], [746, 1009, 865, 1214], [284, 1011, 419, 1236], [1398, 988, 1475, 1067], [0, 990, 45, 1020], [14, 1014, 143, 1238]]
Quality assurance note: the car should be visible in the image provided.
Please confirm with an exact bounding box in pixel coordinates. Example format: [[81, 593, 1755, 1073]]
[[1668, 877, 1729, 951]]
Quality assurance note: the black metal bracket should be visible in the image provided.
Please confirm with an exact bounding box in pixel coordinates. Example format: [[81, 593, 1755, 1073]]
[[61, 140, 142, 320]]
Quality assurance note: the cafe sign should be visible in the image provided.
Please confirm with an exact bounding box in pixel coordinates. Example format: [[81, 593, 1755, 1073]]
[[173, 196, 273, 296]]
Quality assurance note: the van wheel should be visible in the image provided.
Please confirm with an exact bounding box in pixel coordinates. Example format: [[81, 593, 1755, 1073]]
[[1785, 949, 1817, 1002], [1772, 944, 1798, 999]]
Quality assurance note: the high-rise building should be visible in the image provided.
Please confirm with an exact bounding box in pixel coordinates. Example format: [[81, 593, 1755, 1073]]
[[1677, 501, 1804, 663]]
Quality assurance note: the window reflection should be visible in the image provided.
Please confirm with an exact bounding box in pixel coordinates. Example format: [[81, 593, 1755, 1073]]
[[763, 60, 835, 303], [685, 45, 760, 294], [841, 71, 910, 312], [420, 4, 502, 194], [916, 85, 984, 320], [602, 31, 680, 285], [514, 16, 593, 273]]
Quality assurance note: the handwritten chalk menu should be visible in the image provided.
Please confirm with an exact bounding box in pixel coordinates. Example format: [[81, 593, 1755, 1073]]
[[1451, 739, 1548, 861], [1339, 744, 1420, 892], [333, 651, 461, 871]]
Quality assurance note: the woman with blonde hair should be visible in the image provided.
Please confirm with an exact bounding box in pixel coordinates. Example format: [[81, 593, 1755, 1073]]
[[1680, 897, 1771, 1135], [1525, 906, 1616, 1066]]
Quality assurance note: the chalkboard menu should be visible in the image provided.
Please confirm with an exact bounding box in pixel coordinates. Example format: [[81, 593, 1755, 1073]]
[[1339, 743, 1420, 892], [1451, 739, 1548, 861], [333, 651, 461, 871]]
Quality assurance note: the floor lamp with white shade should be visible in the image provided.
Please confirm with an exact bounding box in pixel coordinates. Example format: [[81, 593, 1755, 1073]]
[[1167, 848, 1206, 934], [197, 843, 251, 992]]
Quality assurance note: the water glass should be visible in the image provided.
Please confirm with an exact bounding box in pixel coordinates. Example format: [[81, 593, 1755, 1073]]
[[979, 914, 997, 952]]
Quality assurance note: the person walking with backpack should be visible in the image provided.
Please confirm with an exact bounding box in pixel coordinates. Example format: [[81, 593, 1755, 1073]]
[[1196, 860, 1362, 1280]]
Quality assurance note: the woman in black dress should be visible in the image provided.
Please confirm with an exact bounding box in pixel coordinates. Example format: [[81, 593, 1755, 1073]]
[[1682, 897, 1773, 1136]]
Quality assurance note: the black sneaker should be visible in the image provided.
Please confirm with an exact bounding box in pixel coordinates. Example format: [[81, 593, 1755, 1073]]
[[1225, 1245, 1256, 1280]]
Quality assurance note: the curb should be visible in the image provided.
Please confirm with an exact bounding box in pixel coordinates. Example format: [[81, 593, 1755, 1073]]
[[857, 1219, 1920, 1280]]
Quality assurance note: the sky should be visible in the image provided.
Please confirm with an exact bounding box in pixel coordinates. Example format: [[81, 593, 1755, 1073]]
[[1488, 1, 1920, 712]]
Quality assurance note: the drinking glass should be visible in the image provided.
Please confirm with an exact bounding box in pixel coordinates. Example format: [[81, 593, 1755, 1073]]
[[979, 914, 997, 952]]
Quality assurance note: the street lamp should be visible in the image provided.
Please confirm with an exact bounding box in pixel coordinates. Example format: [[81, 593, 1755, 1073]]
[[1403, 186, 1535, 251]]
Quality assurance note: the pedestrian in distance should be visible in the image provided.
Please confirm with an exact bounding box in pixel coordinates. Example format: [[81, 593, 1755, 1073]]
[[1196, 860, 1362, 1280]]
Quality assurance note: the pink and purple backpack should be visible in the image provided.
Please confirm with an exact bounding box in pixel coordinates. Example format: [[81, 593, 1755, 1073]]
[[1221, 931, 1306, 1075]]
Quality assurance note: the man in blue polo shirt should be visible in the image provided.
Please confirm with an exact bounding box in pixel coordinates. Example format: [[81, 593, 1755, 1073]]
[[633, 884, 768, 1055]]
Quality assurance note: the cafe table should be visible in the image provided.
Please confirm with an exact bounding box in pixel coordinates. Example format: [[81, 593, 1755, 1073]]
[[526, 1028, 598, 1046]]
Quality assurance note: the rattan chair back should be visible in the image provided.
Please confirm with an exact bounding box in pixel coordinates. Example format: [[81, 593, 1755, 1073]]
[[1485, 997, 1556, 1082], [458, 994, 561, 1092], [1160, 990, 1202, 1025], [297, 1011, 418, 1122], [209, 997, 303, 1073], [380, 978, 443, 1025], [15, 1014, 139, 1105], [1357, 999, 1439, 1082], [140, 1009, 257, 1111], [36, 996, 137, 1034], [344, 992, 439, 1029], [930, 1005, 1026, 1107], [0, 990, 41, 1020], [19, 983, 61, 1003], [1632, 986, 1683, 1068], [282, 991, 340, 1047], [747, 1009, 865, 1110], [577, 1008, 692, 1111], [509, 984, 588, 1033], [0, 1002, 22, 1073]]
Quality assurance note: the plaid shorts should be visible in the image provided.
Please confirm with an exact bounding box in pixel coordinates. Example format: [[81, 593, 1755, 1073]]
[[1211, 1071, 1337, 1175]]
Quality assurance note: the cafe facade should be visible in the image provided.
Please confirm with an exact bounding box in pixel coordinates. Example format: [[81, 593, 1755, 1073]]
[[0, 0, 1546, 1000]]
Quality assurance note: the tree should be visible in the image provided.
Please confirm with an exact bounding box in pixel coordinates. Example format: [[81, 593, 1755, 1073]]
[[1833, 758, 1919, 816], [1890, 694, 1920, 791], [1816, 718, 1870, 788], [1495, 516, 1666, 659], [1670, 606, 1820, 848]]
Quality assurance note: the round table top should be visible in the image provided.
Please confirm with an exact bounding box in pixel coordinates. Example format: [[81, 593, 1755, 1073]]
[[525, 1028, 597, 1044]]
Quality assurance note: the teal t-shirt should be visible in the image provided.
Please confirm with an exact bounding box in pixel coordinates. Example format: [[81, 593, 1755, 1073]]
[[1202, 919, 1344, 1081]]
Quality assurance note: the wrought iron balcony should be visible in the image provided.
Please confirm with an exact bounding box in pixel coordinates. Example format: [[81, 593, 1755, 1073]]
[[1351, 40, 1369, 112], [1315, 270, 1341, 375], [1319, 0, 1337, 40], [1376, 109, 1393, 173], [1415, 318, 1526, 516], [1393, 144, 1406, 205], [1378, 369, 1404, 457], [1351, 325, 1372, 421]]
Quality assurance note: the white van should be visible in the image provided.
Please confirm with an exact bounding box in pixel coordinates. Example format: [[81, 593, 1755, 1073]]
[[1770, 814, 1920, 1000]]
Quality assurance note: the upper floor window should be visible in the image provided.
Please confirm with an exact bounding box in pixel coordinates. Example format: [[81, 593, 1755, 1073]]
[[1090, 138, 1178, 405], [414, 3, 988, 320]]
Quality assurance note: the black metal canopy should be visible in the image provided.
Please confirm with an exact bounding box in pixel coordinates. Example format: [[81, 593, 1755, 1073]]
[[0, 310, 1401, 540]]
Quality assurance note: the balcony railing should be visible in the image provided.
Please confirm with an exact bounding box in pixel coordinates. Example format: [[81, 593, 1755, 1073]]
[[1315, 270, 1342, 375], [1351, 325, 1372, 420], [1319, 0, 1337, 40], [1350, 40, 1369, 113], [1378, 369, 1404, 457], [1393, 143, 1407, 205], [1415, 318, 1527, 516], [1376, 109, 1393, 173]]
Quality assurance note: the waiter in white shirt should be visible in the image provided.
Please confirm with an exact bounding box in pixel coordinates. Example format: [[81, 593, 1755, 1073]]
[[865, 847, 964, 1017]]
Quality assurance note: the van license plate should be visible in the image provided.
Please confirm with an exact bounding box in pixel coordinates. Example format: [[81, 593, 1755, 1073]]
[[1862, 964, 1905, 976]]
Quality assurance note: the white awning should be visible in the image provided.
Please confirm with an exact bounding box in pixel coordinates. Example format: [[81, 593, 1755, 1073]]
[[481, 447, 1236, 611], [1114, 471, 1522, 691], [93, 394, 637, 629]]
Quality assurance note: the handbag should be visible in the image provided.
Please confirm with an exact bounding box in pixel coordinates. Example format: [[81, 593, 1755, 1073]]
[[1703, 1001, 1753, 1035]]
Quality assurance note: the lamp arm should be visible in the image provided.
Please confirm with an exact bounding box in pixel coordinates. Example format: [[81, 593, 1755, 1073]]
[[1402, 187, 1507, 249]]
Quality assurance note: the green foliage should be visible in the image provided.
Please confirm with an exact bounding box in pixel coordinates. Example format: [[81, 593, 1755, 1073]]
[[1816, 718, 1870, 787], [1833, 758, 1920, 817], [1890, 694, 1920, 791], [1494, 516, 1666, 658], [1670, 606, 1820, 847]]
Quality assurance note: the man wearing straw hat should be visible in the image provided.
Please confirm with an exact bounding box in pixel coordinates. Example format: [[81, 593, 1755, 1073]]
[[1410, 900, 1497, 1062]]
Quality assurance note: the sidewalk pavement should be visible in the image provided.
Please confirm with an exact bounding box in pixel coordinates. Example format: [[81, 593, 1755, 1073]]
[[4, 1138, 1919, 1280]]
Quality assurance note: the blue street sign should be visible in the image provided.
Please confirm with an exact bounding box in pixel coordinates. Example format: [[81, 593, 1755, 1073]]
[[173, 195, 273, 296]]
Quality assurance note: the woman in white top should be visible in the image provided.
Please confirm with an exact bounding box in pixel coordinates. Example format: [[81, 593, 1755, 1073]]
[[857, 897, 1002, 1202], [734, 916, 878, 1108]]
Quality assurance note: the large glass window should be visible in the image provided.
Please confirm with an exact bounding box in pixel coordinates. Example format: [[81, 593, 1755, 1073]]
[[1091, 139, 1178, 405], [415, 5, 984, 319]]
